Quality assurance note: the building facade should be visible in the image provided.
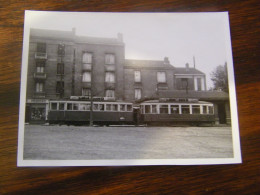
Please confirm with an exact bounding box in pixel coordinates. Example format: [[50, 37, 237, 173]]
[[25, 28, 230, 125]]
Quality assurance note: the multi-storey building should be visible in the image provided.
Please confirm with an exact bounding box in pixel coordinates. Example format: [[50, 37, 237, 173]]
[[25, 28, 230, 125]]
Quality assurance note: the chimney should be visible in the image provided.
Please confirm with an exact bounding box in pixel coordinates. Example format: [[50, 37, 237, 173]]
[[164, 57, 170, 64], [185, 63, 189, 71], [117, 33, 123, 42]]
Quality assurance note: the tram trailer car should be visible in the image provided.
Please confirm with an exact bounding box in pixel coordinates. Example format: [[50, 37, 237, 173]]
[[48, 101, 134, 125], [140, 100, 215, 126]]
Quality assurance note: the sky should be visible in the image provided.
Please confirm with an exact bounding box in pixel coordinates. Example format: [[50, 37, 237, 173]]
[[26, 11, 231, 89]]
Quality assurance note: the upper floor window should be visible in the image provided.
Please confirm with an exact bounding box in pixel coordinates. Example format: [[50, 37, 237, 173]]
[[82, 72, 91, 82], [157, 72, 166, 83], [135, 89, 142, 100], [105, 72, 115, 83], [37, 43, 46, 53], [105, 54, 115, 64], [56, 81, 64, 94], [36, 66, 44, 73], [82, 52, 92, 64], [134, 71, 141, 82], [36, 82, 44, 92], [57, 63, 64, 75], [58, 44, 65, 56]]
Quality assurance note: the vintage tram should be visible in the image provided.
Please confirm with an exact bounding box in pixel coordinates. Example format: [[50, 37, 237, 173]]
[[139, 99, 215, 126], [48, 100, 134, 125]]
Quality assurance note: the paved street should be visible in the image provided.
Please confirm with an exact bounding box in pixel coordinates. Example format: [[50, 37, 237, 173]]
[[23, 125, 233, 160]]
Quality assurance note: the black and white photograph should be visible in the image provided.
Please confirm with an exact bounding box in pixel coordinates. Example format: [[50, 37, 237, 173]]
[[17, 11, 241, 166]]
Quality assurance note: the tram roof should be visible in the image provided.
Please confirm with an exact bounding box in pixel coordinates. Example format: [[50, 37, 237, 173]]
[[158, 90, 229, 101]]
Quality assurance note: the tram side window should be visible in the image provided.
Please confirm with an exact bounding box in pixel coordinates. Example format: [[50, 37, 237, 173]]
[[119, 104, 125, 111], [59, 103, 65, 110], [127, 105, 132, 112], [67, 103, 73, 110], [145, 105, 151, 113], [151, 105, 157, 113], [111, 104, 118, 111], [170, 105, 179, 114], [93, 104, 99, 111], [160, 105, 168, 114], [51, 103, 58, 110], [99, 104, 104, 111], [106, 104, 111, 111], [73, 103, 79, 111], [181, 105, 190, 114], [192, 105, 200, 114], [79, 103, 90, 111], [203, 105, 207, 114], [208, 106, 214, 114]]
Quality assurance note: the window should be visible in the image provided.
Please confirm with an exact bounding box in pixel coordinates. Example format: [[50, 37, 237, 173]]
[[160, 105, 168, 114], [105, 72, 115, 83], [151, 105, 157, 113], [127, 105, 132, 111], [170, 105, 179, 114], [51, 103, 58, 110], [105, 54, 115, 64], [57, 63, 64, 75], [36, 66, 44, 73], [157, 72, 166, 83], [58, 44, 65, 56], [37, 43, 46, 53], [111, 104, 118, 111], [82, 72, 91, 82], [59, 103, 65, 110], [82, 52, 92, 63], [197, 78, 202, 91], [134, 71, 141, 82], [56, 81, 64, 94], [209, 106, 214, 114], [105, 90, 115, 97], [67, 103, 73, 110], [202, 106, 207, 114], [36, 82, 43, 92], [192, 105, 200, 114], [82, 88, 91, 97], [135, 89, 141, 100], [145, 105, 151, 113], [73, 103, 79, 111], [181, 105, 190, 114], [79, 103, 90, 111], [106, 104, 112, 111], [119, 104, 126, 111]]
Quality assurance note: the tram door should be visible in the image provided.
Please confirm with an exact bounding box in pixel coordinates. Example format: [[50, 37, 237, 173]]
[[133, 107, 140, 125]]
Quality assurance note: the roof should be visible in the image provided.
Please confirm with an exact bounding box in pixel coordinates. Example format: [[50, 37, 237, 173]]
[[158, 90, 229, 101], [125, 59, 174, 69], [30, 28, 124, 45], [173, 67, 205, 75]]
